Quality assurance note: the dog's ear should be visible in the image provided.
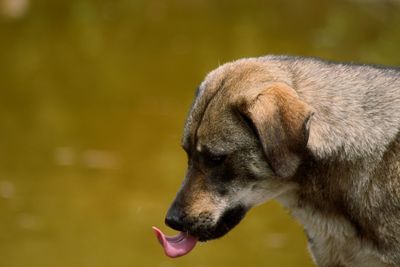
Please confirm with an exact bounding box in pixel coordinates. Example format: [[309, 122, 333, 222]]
[[236, 82, 314, 178]]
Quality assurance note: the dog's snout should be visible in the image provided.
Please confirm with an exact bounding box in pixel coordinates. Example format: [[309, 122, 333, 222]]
[[165, 203, 185, 232]]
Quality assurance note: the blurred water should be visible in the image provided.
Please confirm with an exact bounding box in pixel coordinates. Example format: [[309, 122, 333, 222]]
[[0, 1, 399, 266]]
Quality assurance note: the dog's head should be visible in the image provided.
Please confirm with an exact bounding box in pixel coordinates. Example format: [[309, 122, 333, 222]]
[[166, 60, 314, 241]]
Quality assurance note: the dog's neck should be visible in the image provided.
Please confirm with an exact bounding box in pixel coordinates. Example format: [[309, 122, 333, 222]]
[[275, 153, 376, 238], [276, 185, 358, 239]]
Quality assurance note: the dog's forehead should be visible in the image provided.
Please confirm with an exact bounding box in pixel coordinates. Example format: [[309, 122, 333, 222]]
[[190, 88, 252, 154], [182, 74, 238, 148], [181, 64, 232, 150], [196, 104, 238, 151], [181, 58, 280, 151]]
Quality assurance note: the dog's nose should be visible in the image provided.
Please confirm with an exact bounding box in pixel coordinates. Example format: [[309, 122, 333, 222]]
[[165, 205, 185, 232]]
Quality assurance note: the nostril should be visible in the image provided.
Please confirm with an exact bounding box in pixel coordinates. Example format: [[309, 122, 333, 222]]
[[165, 205, 186, 232], [165, 200, 187, 232], [165, 214, 185, 232]]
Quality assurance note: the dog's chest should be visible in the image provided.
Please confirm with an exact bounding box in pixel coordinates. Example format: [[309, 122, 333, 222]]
[[277, 195, 391, 267]]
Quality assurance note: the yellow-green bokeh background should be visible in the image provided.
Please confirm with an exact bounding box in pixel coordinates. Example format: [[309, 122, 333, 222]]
[[1, 1, 400, 266]]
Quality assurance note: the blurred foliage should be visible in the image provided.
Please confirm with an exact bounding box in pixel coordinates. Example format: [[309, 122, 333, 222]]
[[0, 0, 399, 267]]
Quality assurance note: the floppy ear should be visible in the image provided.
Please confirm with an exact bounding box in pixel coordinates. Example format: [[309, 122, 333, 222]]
[[236, 82, 314, 178]]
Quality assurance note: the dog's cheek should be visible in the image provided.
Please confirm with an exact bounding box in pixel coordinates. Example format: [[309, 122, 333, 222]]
[[233, 180, 296, 208]]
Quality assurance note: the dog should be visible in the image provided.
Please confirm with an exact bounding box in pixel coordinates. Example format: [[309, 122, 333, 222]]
[[164, 55, 400, 267]]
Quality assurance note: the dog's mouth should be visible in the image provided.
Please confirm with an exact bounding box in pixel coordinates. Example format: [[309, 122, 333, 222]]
[[153, 205, 247, 258], [193, 205, 248, 241]]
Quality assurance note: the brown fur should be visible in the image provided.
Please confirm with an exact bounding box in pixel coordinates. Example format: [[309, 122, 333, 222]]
[[237, 82, 314, 177], [166, 55, 400, 267]]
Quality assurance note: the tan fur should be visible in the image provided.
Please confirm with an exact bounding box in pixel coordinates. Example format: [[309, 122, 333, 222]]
[[169, 55, 400, 266], [237, 82, 314, 177]]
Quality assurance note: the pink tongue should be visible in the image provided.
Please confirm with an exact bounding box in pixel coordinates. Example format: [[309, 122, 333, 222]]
[[152, 226, 198, 258]]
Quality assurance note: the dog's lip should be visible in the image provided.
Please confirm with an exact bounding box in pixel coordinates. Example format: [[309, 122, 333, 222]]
[[152, 226, 198, 258]]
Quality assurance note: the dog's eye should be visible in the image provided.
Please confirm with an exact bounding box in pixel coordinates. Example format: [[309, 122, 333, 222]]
[[203, 153, 226, 166]]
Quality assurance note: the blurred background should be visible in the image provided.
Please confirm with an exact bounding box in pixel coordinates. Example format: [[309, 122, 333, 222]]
[[0, 0, 400, 266]]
